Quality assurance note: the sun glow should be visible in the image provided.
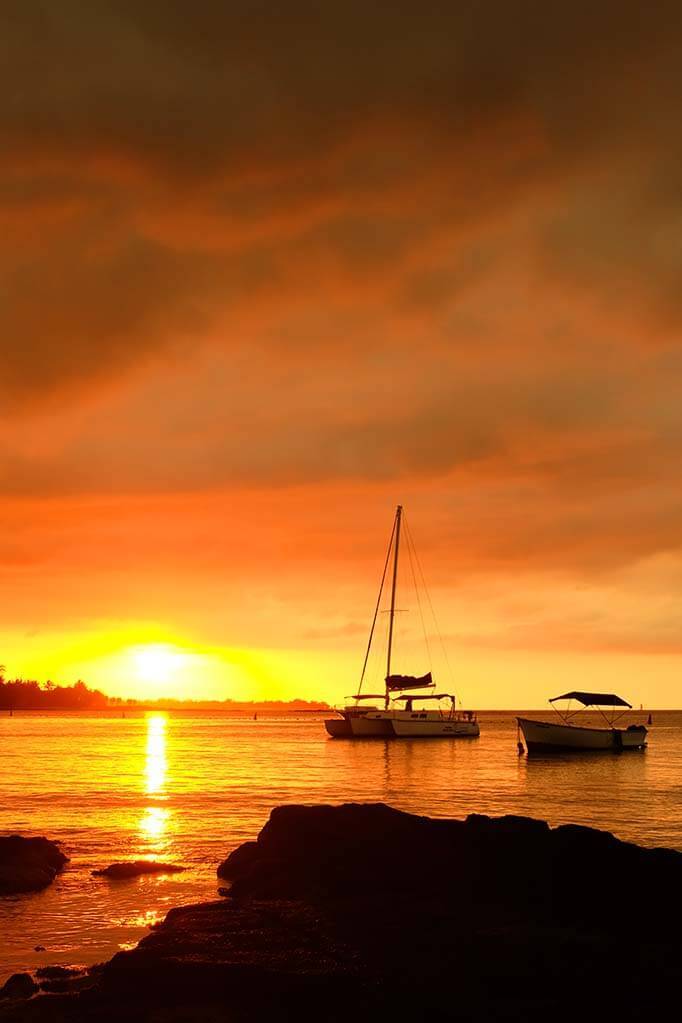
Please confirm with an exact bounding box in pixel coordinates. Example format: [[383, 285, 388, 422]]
[[133, 644, 187, 685]]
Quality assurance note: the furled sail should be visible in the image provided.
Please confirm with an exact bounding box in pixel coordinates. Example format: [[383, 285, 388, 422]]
[[385, 672, 433, 691]]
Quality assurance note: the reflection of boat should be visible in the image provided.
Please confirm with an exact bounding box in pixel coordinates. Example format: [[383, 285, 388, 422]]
[[324, 505, 478, 739], [517, 692, 647, 754]]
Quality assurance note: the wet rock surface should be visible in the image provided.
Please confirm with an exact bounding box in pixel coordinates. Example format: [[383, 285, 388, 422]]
[[35, 967, 82, 981], [36, 968, 92, 996], [0, 974, 38, 1000], [2, 803, 682, 1021], [92, 861, 186, 879], [0, 836, 68, 895]]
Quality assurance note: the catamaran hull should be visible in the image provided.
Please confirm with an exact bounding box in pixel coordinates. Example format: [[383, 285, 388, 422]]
[[324, 717, 353, 738], [349, 715, 394, 737], [328, 713, 480, 738], [391, 719, 480, 738], [517, 717, 647, 753]]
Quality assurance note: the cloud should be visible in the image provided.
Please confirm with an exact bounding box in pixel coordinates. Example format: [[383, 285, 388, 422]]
[[3, 0, 682, 403], [3, 0, 682, 673]]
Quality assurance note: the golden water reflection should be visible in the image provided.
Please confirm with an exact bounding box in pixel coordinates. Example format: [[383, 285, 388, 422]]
[[140, 714, 170, 851], [145, 714, 167, 795], [139, 806, 170, 840]]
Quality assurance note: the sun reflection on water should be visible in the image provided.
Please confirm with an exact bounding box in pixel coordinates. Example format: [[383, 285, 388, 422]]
[[139, 806, 170, 839], [140, 714, 170, 852], [144, 714, 167, 795]]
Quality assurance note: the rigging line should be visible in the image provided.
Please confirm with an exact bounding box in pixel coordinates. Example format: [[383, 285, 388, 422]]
[[367, 599, 391, 693], [404, 516, 460, 700], [358, 513, 396, 694], [373, 620, 390, 692], [404, 513, 433, 673]]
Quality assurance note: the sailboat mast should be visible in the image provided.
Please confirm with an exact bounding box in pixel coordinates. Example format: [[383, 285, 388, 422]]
[[385, 504, 402, 707], [357, 512, 397, 695]]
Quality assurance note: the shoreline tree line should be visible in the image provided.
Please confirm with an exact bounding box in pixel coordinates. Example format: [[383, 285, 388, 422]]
[[0, 670, 329, 712]]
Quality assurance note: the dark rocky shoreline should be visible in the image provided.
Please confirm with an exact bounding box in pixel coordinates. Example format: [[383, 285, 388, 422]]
[[2, 803, 681, 1020], [91, 861, 186, 879], [0, 837, 68, 896]]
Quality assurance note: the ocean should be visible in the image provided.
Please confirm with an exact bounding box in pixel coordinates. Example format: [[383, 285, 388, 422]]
[[1, 708, 681, 983]]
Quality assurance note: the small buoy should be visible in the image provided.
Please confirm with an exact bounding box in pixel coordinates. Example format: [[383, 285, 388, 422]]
[[647, 713, 653, 725]]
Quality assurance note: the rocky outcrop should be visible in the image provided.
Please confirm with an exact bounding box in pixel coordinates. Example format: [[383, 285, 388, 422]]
[[219, 802, 682, 929], [0, 836, 68, 895], [216, 840, 257, 881], [35, 967, 93, 996], [0, 974, 37, 1001], [35, 967, 82, 981], [92, 861, 185, 879], [2, 804, 682, 1021]]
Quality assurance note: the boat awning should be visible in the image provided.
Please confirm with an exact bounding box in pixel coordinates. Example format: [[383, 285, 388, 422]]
[[549, 691, 632, 708], [393, 693, 454, 702], [385, 672, 433, 691]]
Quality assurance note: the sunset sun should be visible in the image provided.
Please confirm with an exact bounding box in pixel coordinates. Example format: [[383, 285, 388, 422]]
[[132, 645, 186, 686]]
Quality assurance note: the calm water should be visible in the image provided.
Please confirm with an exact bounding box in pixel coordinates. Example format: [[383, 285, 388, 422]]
[[1, 709, 681, 982]]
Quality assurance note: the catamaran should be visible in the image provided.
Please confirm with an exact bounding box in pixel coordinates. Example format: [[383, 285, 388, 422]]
[[517, 692, 648, 753], [323, 694, 386, 738], [324, 505, 479, 739]]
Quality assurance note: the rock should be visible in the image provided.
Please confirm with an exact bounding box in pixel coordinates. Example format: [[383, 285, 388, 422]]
[[224, 802, 448, 899], [223, 804, 682, 928], [0, 836, 68, 895], [0, 973, 37, 1000], [91, 861, 186, 879], [35, 968, 91, 996], [33, 946, 45, 952], [38, 975, 94, 995], [217, 840, 258, 880], [35, 966, 81, 980], [4, 804, 682, 1022]]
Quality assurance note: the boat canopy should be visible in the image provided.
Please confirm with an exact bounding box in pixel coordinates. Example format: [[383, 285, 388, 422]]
[[386, 672, 433, 691], [550, 691, 632, 708], [393, 693, 454, 702]]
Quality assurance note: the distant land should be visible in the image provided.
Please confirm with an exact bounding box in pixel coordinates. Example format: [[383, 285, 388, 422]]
[[0, 677, 330, 712]]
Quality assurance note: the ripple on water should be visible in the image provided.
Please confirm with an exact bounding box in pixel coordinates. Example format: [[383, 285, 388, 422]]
[[1, 709, 681, 981]]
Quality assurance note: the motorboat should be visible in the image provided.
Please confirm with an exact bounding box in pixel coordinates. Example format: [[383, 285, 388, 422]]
[[324, 505, 478, 739], [517, 691, 647, 754]]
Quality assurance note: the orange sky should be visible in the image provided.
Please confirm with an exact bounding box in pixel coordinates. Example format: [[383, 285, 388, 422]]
[[2, 3, 682, 707]]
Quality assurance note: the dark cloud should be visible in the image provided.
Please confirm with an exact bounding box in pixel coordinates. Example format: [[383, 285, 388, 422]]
[[3, 0, 682, 405], [2, 0, 682, 606], [4, 2, 680, 163]]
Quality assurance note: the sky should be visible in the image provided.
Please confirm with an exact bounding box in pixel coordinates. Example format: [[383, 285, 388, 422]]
[[2, 1, 682, 706]]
